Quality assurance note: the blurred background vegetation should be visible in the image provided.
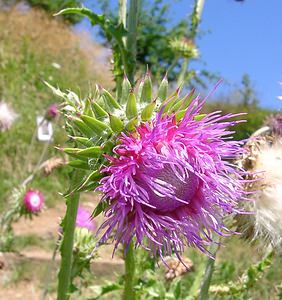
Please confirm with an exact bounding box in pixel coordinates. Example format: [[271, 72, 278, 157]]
[[0, 1, 280, 299], [0, 5, 112, 210]]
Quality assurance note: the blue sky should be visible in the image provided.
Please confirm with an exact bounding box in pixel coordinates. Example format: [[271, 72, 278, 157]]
[[79, 0, 282, 109], [191, 0, 282, 109]]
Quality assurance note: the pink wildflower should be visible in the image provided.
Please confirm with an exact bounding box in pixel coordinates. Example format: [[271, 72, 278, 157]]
[[23, 189, 44, 213], [97, 95, 250, 259]]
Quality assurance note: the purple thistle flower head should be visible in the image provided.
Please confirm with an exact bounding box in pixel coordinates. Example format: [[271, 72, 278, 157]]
[[76, 206, 96, 232], [46, 103, 59, 120], [97, 94, 250, 259], [23, 189, 44, 213]]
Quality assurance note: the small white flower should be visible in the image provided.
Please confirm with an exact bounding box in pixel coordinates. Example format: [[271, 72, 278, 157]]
[[0, 101, 18, 132]]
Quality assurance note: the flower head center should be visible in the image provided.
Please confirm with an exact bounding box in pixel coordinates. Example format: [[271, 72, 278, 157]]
[[143, 165, 199, 212], [29, 194, 41, 208]]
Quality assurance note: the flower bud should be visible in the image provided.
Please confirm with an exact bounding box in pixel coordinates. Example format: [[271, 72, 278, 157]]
[[46, 103, 59, 120], [170, 38, 199, 59]]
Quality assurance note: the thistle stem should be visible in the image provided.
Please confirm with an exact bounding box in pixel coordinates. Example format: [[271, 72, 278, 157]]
[[57, 170, 83, 300], [186, 259, 207, 299], [177, 58, 189, 86], [124, 242, 135, 300], [116, 0, 128, 99], [199, 237, 220, 300], [119, 0, 127, 28], [126, 0, 140, 84], [176, 0, 205, 85]]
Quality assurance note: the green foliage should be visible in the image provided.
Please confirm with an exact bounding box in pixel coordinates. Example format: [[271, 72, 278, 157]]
[[0, 187, 25, 251], [88, 282, 122, 300], [207, 250, 274, 299], [87, 248, 186, 300], [56, 6, 129, 93], [136, 0, 188, 80], [97, 0, 211, 84], [240, 73, 258, 107]]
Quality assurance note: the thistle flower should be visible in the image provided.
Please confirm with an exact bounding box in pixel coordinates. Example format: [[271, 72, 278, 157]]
[[76, 206, 96, 231], [0, 101, 18, 132], [46, 103, 59, 120], [97, 96, 249, 259], [48, 75, 250, 258], [23, 189, 44, 213]]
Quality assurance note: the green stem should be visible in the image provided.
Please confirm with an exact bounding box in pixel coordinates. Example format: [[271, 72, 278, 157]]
[[57, 170, 83, 300], [176, 0, 205, 85], [196, 0, 205, 21], [191, 0, 205, 38], [177, 58, 189, 86], [167, 56, 179, 77], [186, 258, 207, 300], [116, 0, 127, 99], [119, 0, 127, 27], [199, 237, 220, 300], [124, 242, 135, 300], [126, 0, 140, 84]]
